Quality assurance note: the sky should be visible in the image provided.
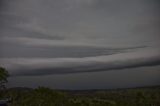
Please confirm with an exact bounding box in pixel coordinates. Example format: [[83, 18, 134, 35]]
[[0, 0, 160, 89]]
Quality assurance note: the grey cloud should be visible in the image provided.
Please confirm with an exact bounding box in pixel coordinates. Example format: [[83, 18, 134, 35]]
[[0, 36, 147, 58], [0, 27, 66, 40], [0, 0, 7, 11], [0, 47, 159, 76], [15, 57, 160, 76], [0, 0, 160, 79], [0, 13, 28, 26], [0, 45, 144, 58], [0, 0, 160, 48], [0, 45, 123, 58]]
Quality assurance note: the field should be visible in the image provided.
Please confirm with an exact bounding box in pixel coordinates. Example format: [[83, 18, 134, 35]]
[[0, 86, 160, 106]]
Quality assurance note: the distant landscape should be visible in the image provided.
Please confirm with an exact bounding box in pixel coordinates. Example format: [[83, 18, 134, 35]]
[[1, 64, 159, 106], [0, 86, 160, 106]]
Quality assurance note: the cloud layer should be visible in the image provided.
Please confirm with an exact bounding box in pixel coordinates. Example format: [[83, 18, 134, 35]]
[[0, 47, 160, 76], [0, 0, 160, 77]]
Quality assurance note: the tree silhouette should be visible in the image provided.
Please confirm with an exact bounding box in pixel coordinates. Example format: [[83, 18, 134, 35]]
[[0, 67, 9, 90]]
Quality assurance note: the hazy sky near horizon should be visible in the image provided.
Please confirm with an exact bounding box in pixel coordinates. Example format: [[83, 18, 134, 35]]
[[0, 0, 160, 89]]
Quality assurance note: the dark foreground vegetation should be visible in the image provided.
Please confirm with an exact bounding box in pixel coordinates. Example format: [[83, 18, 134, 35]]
[[0, 67, 160, 106], [0, 86, 160, 106]]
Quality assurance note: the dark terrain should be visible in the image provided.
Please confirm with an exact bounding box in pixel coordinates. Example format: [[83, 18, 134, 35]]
[[0, 86, 160, 106]]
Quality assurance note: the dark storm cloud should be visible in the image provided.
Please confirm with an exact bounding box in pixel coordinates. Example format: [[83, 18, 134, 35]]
[[0, 38, 146, 58], [0, 25, 66, 40], [0, 0, 160, 48], [0, 45, 123, 58], [0, 0, 160, 78], [13, 56, 160, 76], [0, 47, 159, 76], [0, 1, 4, 9], [0, 0, 6, 10]]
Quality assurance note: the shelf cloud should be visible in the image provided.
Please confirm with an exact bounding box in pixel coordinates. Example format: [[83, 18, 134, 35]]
[[0, 0, 160, 88], [0, 47, 160, 76]]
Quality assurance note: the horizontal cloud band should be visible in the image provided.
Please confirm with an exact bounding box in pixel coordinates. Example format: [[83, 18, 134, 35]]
[[0, 47, 160, 76]]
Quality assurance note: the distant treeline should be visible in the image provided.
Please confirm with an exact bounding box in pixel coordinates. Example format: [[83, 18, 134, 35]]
[[0, 86, 160, 106]]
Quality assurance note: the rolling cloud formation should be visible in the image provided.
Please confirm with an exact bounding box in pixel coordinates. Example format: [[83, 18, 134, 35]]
[[0, 0, 160, 76]]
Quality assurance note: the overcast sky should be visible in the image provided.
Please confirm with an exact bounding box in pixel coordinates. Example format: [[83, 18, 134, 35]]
[[0, 0, 160, 89]]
